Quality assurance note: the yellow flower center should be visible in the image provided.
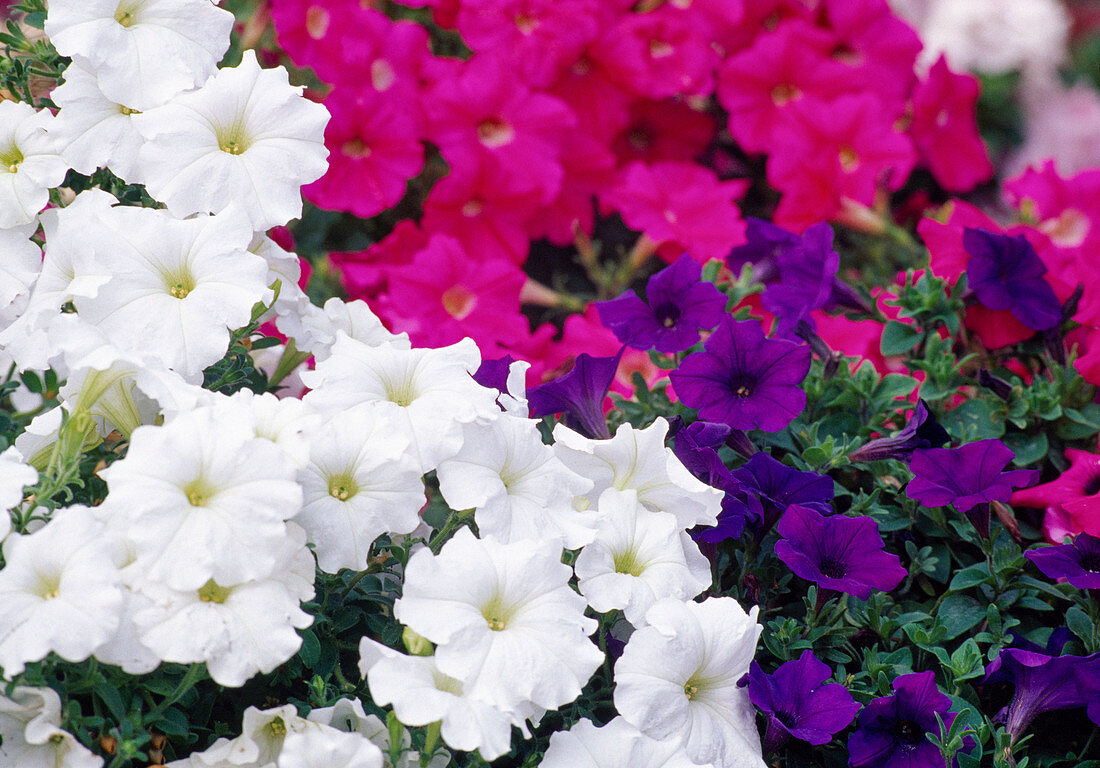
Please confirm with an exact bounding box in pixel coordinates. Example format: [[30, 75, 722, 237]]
[[613, 547, 645, 577], [328, 472, 359, 501], [197, 579, 232, 604], [1, 144, 24, 174], [183, 479, 214, 507]]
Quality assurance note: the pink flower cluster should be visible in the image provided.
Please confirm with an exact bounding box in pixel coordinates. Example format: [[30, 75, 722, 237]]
[[269, 0, 994, 383]]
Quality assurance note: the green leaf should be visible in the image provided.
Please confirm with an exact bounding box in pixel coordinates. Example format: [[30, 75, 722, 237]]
[[949, 563, 991, 592], [298, 628, 321, 667], [940, 399, 1006, 441], [938, 595, 987, 641], [93, 681, 127, 722], [149, 706, 189, 737], [1067, 606, 1094, 645], [880, 320, 922, 356]]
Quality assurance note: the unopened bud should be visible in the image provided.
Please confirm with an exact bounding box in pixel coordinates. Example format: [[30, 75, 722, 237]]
[[402, 627, 433, 657]]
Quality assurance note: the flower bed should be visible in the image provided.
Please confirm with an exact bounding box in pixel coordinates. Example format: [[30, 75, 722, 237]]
[[2, 1, 1100, 767]]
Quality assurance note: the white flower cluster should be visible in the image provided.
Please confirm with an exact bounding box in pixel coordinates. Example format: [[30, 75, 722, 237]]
[[0, 3, 767, 768]]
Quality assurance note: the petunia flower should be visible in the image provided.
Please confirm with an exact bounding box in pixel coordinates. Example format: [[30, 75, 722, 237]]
[[984, 647, 1100, 743], [575, 489, 711, 625], [277, 726, 383, 768], [848, 400, 951, 464], [0, 686, 102, 768], [394, 529, 603, 713], [614, 597, 766, 768], [595, 255, 728, 354], [0, 506, 124, 676], [1025, 533, 1100, 588], [730, 453, 834, 532], [539, 717, 702, 768], [848, 671, 970, 768], [963, 228, 1062, 332], [436, 416, 595, 548], [601, 161, 749, 264], [744, 650, 861, 751], [135, 50, 330, 230], [775, 504, 906, 600], [359, 638, 519, 761], [44, 0, 234, 110], [761, 223, 841, 339], [670, 317, 812, 432], [907, 440, 1038, 537], [528, 350, 623, 439], [0, 446, 36, 517], [0, 101, 67, 228], [553, 417, 723, 529], [297, 404, 426, 573]]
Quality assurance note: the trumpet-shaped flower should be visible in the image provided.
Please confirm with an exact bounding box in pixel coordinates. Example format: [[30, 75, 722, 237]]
[[575, 489, 711, 625], [0, 686, 103, 768], [539, 717, 704, 768], [302, 336, 499, 471], [136, 50, 330, 230], [277, 727, 383, 768], [133, 523, 314, 687], [0, 447, 36, 515], [298, 404, 425, 573], [98, 405, 303, 591], [436, 416, 595, 548], [614, 597, 766, 768], [71, 204, 269, 381], [0, 101, 67, 228], [49, 62, 147, 181], [359, 638, 518, 760], [44, 0, 234, 110], [0, 506, 124, 676], [278, 297, 411, 363], [0, 223, 39, 314], [553, 418, 723, 529], [394, 529, 603, 712], [174, 704, 311, 767]]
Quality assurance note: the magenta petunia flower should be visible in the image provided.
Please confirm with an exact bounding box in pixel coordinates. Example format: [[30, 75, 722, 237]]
[[910, 56, 995, 193], [670, 316, 811, 432], [375, 234, 528, 351], [304, 88, 424, 219], [774, 504, 906, 600], [612, 98, 716, 166], [595, 254, 727, 354], [602, 160, 749, 265], [1012, 448, 1100, 538], [744, 650, 861, 751], [907, 439, 1038, 513]]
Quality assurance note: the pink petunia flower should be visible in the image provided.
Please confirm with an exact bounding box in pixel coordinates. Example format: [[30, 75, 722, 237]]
[[330, 220, 428, 302], [422, 53, 577, 204], [375, 235, 529, 351], [1013, 448, 1100, 539], [909, 56, 994, 193], [304, 88, 424, 219], [717, 20, 851, 155], [601, 160, 749, 264], [527, 129, 617, 246], [768, 94, 916, 230], [611, 98, 716, 165]]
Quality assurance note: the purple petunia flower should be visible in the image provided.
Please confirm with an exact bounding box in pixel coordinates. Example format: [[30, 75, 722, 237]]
[[473, 355, 516, 393], [848, 672, 970, 768], [528, 349, 622, 440], [774, 505, 907, 600], [743, 650, 861, 752], [1025, 533, 1100, 589], [906, 439, 1037, 511], [670, 316, 811, 432], [728, 217, 799, 276], [595, 255, 728, 354], [984, 647, 1100, 741], [732, 452, 834, 532], [963, 228, 1062, 332], [671, 420, 760, 541], [761, 223, 840, 340], [848, 400, 951, 464]]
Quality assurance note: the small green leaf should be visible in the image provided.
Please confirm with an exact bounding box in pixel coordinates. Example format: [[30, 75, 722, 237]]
[[1067, 606, 1094, 645], [938, 595, 987, 641], [298, 628, 321, 667], [880, 321, 922, 356]]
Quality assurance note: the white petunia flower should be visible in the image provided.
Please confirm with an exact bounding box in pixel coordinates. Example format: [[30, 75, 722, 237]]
[[72, 204, 268, 381], [0, 222, 39, 314], [0, 101, 67, 228], [298, 404, 425, 573], [303, 336, 499, 471], [98, 405, 303, 591], [575, 490, 711, 626], [277, 726, 383, 768], [278, 297, 410, 363], [0, 686, 103, 768], [540, 717, 706, 768], [250, 233, 311, 321], [0, 506, 124, 676], [48, 62, 147, 180], [306, 698, 450, 768], [359, 639, 518, 761], [613, 598, 765, 768], [44, 0, 234, 110], [394, 529, 603, 713], [553, 418, 722, 529], [0, 446, 36, 513], [133, 524, 314, 687], [135, 50, 330, 230], [436, 416, 595, 548]]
